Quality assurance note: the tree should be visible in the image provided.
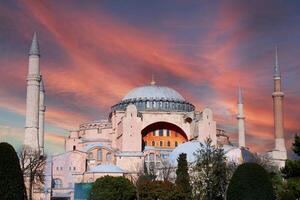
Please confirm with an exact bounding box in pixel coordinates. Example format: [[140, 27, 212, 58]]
[[292, 134, 300, 156], [192, 138, 229, 200], [175, 153, 192, 199], [227, 163, 275, 200], [0, 142, 26, 200], [90, 176, 136, 200], [18, 146, 47, 200]]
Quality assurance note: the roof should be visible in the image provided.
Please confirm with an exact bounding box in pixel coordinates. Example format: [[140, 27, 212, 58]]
[[89, 164, 125, 173], [122, 85, 185, 101], [80, 143, 113, 152]]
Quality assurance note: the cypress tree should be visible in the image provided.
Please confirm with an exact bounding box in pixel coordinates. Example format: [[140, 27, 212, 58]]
[[227, 163, 275, 200], [0, 142, 26, 200], [175, 153, 192, 199]]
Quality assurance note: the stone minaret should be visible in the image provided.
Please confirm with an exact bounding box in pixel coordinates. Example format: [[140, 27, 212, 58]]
[[24, 32, 41, 151], [237, 86, 246, 147], [272, 47, 287, 166], [38, 79, 45, 155]]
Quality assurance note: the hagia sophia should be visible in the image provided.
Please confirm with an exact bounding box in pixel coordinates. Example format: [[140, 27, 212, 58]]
[[23, 33, 287, 200]]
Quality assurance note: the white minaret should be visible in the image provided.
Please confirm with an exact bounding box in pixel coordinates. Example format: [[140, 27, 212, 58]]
[[237, 86, 246, 147], [24, 32, 41, 151], [38, 78, 45, 155], [271, 47, 287, 167]]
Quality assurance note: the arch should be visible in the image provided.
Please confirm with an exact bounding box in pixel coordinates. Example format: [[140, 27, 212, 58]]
[[141, 121, 188, 150]]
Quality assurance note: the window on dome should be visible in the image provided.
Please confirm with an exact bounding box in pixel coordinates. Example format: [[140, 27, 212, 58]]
[[146, 101, 150, 108], [159, 129, 163, 136], [160, 141, 163, 147], [97, 149, 102, 161], [153, 101, 156, 108], [175, 141, 178, 147], [152, 141, 155, 146]]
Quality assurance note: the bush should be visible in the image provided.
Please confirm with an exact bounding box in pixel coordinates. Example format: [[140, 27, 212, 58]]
[[226, 163, 275, 200], [138, 180, 185, 200], [0, 142, 26, 200], [89, 176, 136, 200]]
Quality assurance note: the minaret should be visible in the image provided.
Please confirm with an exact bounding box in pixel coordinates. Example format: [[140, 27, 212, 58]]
[[272, 47, 287, 166], [38, 78, 45, 155], [24, 32, 41, 151], [237, 86, 246, 147]]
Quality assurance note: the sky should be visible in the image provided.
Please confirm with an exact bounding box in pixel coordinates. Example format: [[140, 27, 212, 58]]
[[0, 0, 299, 156]]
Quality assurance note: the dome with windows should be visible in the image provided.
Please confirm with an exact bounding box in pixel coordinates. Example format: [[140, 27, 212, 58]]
[[111, 83, 195, 112]]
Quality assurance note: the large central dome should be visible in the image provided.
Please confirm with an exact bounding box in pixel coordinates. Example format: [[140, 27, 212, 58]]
[[122, 85, 185, 101], [111, 83, 194, 113]]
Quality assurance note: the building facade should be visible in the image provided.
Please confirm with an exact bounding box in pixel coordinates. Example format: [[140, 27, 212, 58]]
[[22, 34, 287, 200]]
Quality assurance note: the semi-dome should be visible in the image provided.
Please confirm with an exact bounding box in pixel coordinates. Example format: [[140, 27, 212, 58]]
[[122, 85, 185, 101], [111, 83, 195, 113]]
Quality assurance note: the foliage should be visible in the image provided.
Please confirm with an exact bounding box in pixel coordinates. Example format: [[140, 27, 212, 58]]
[[175, 153, 192, 199], [226, 163, 275, 200], [281, 159, 300, 179], [292, 134, 300, 156], [277, 134, 300, 198], [90, 176, 136, 200], [0, 142, 26, 200], [137, 180, 185, 200], [191, 138, 229, 200], [18, 146, 47, 200]]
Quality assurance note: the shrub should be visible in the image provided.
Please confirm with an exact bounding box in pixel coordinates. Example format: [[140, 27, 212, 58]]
[[0, 142, 26, 200], [89, 176, 136, 200], [227, 163, 275, 200]]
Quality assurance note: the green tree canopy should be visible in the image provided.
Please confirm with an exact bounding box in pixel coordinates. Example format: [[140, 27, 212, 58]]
[[227, 163, 275, 200], [0, 142, 26, 200], [175, 153, 192, 199], [138, 180, 185, 200], [192, 138, 229, 200], [89, 176, 136, 200], [292, 134, 300, 156]]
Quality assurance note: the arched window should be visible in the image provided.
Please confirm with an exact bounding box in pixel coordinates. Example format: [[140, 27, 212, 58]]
[[152, 141, 155, 146], [106, 153, 112, 161], [53, 179, 62, 188], [166, 130, 170, 137], [175, 141, 178, 147], [159, 129, 163, 136], [159, 141, 163, 147], [88, 152, 93, 159], [167, 141, 170, 147], [97, 149, 102, 161], [73, 145, 76, 150]]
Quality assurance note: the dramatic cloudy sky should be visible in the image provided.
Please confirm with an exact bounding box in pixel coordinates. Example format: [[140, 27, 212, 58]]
[[0, 0, 299, 156]]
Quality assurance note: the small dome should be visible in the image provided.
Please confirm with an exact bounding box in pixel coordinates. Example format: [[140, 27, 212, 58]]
[[89, 164, 124, 173], [122, 85, 185, 101], [169, 141, 254, 165]]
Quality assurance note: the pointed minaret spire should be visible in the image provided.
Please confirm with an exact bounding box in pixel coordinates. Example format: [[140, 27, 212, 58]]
[[237, 86, 245, 147], [238, 85, 243, 104], [274, 46, 280, 77], [29, 32, 40, 56]]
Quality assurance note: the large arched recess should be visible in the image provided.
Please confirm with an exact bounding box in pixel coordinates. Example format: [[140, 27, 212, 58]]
[[141, 121, 188, 151]]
